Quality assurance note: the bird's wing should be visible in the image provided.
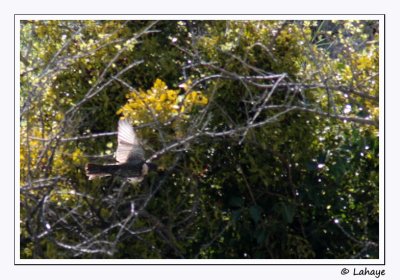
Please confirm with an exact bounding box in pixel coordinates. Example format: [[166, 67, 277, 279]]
[[116, 119, 145, 163]]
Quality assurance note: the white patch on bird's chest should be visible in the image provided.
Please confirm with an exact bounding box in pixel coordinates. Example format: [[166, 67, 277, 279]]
[[142, 163, 149, 176]]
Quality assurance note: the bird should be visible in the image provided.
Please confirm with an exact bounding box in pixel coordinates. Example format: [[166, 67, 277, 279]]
[[85, 119, 157, 183]]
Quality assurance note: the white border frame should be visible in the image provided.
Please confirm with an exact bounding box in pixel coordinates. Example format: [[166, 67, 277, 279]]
[[15, 14, 385, 265]]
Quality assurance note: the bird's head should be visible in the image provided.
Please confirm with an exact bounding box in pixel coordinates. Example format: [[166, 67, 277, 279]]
[[146, 162, 158, 172]]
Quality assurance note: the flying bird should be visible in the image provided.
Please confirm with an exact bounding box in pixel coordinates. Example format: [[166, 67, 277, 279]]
[[85, 119, 157, 183]]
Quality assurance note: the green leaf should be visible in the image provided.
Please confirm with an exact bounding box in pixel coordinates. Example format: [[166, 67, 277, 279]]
[[255, 228, 267, 244], [249, 205, 262, 224], [232, 210, 241, 222], [282, 203, 295, 224], [229, 196, 243, 207]]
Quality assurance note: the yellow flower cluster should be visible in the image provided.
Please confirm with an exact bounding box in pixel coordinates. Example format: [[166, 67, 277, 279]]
[[184, 90, 208, 106], [117, 79, 208, 124]]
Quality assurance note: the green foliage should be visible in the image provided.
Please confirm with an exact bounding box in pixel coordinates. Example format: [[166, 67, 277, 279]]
[[20, 20, 379, 259]]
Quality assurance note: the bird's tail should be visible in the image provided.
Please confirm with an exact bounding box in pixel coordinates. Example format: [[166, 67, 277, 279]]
[[85, 163, 115, 180]]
